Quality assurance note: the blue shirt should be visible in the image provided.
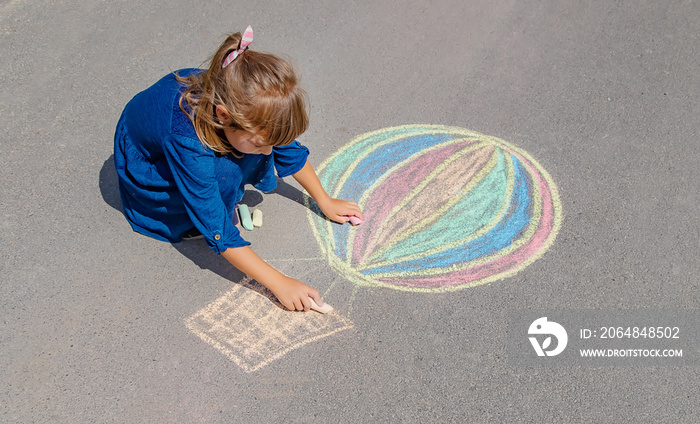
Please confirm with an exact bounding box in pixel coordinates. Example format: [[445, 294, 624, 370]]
[[114, 69, 309, 253]]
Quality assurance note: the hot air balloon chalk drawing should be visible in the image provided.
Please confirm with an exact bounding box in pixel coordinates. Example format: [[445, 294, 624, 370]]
[[307, 124, 563, 294]]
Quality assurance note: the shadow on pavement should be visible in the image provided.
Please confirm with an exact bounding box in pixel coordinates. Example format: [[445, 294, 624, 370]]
[[99, 155, 319, 311], [170, 239, 288, 311], [99, 154, 123, 213]]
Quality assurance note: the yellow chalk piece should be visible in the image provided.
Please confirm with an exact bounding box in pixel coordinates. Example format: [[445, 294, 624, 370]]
[[252, 208, 263, 227]]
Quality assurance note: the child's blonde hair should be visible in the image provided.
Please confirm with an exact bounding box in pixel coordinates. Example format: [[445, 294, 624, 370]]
[[177, 30, 309, 155]]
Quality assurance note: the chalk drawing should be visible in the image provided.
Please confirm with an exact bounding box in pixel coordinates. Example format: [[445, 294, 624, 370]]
[[306, 125, 563, 292], [186, 276, 353, 372]]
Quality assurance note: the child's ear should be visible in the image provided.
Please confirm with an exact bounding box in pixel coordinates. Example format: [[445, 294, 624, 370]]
[[215, 105, 230, 122]]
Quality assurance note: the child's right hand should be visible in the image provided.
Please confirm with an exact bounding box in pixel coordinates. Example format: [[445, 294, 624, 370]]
[[269, 276, 323, 312]]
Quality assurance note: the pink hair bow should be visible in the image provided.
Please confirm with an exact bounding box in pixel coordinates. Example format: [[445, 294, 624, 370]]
[[222, 25, 254, 68]]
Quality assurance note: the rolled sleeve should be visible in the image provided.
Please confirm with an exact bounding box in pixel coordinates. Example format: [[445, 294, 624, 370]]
[[163, 134, 250, 253], [273, 141, 310, 177]]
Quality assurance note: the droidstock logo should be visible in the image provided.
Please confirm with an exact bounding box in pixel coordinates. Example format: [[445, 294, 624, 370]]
[[528, 317, 568, 357]]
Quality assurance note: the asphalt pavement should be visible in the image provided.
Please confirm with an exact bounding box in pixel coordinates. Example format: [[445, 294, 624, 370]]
[[1, 0, 698, 422]]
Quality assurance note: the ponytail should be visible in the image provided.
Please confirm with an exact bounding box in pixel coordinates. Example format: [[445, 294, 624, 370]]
[[176, 30, 308, 155]]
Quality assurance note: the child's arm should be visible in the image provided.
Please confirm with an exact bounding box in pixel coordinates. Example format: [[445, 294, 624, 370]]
[[292, 159, 364, 223], [221, 245, 323, 311]]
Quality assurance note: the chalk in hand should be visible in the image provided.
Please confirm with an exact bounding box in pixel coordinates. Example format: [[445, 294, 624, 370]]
[[348, 215, 364, 226], [308, 297, 334, 314]]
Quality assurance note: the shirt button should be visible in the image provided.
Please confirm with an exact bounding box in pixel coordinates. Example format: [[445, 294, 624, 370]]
[[214, 234, 221, 240]]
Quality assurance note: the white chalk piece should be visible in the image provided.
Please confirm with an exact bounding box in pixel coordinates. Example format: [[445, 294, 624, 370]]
[[308, 298, 334, 314], [252, 209, 263, 227]]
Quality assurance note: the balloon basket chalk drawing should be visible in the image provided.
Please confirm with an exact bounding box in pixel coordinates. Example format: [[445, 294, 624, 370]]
[[307, 125, 563, 293]]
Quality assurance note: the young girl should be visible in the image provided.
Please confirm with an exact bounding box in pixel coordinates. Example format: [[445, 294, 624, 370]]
[[114, 26, 363, 312]]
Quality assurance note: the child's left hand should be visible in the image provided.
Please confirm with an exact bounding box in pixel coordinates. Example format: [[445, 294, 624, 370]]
[[290, 160, 364, 224], [318, 198, 364, 224]]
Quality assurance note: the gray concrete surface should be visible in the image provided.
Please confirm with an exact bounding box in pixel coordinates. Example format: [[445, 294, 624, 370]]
[[1, 0, 698, 422]]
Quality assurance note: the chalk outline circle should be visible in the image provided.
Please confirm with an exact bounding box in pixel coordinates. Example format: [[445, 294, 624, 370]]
[[306, 125, 563, 292]]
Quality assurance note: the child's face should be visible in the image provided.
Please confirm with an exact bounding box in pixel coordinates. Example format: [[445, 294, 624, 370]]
[[223, 129, 273, 155]]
